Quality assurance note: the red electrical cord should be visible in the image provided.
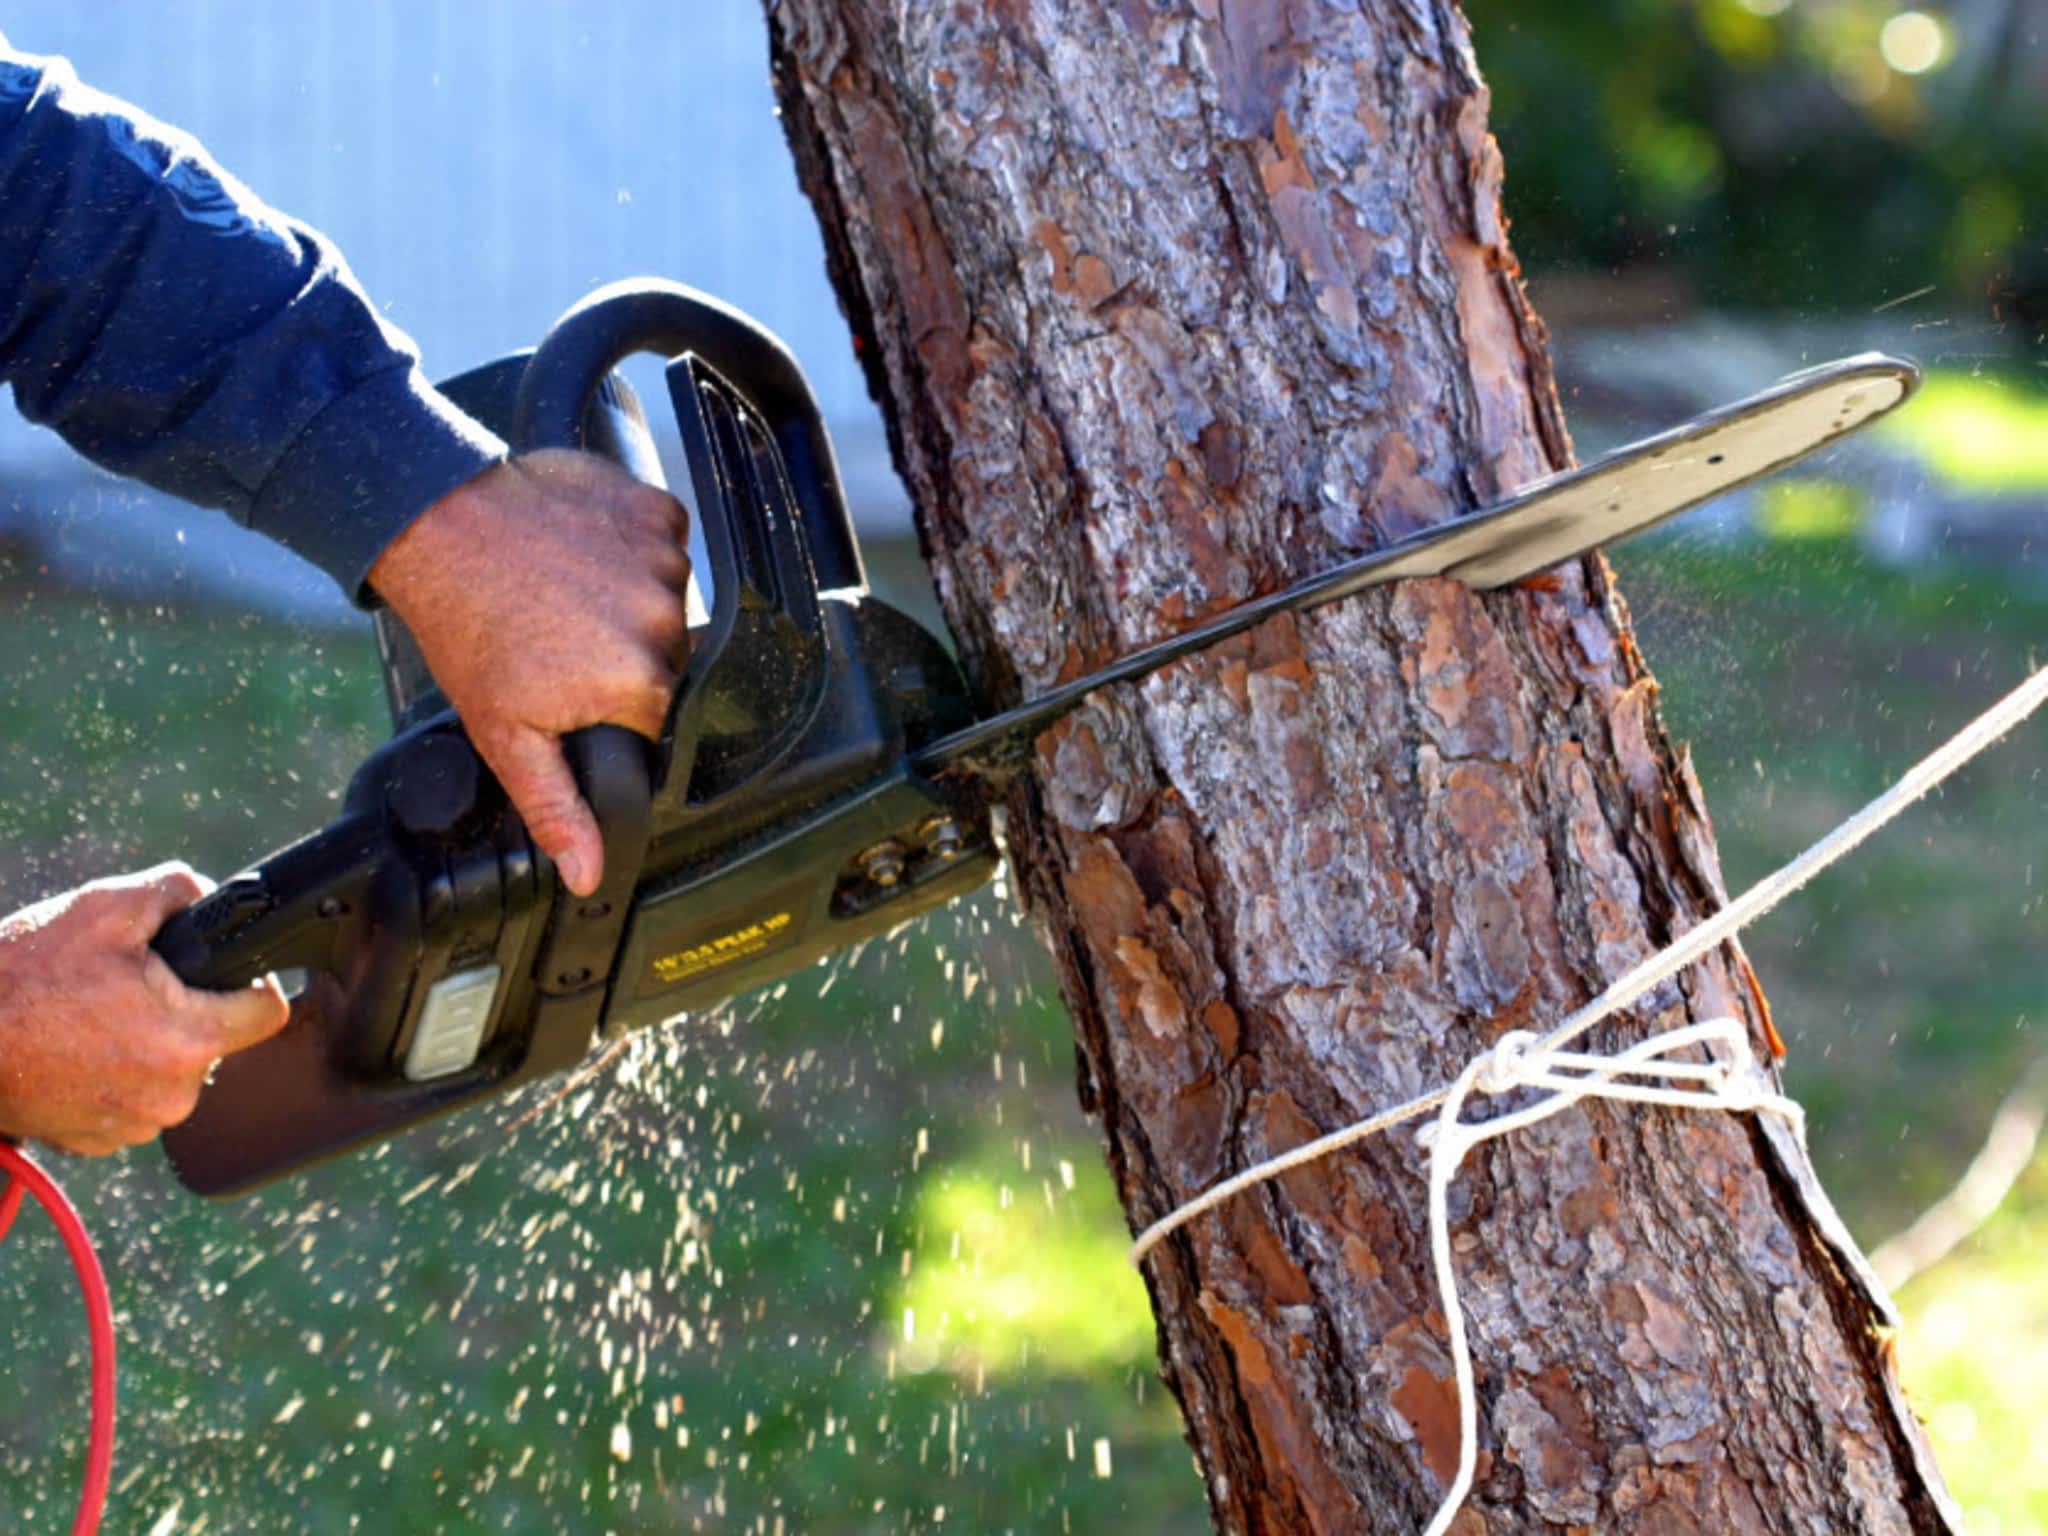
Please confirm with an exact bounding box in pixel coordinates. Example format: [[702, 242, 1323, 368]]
[[0, 1141, 116, 1536], [0, 1167, 23, 1244]]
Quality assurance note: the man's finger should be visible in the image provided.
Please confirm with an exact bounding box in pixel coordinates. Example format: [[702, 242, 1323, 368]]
[[484, 725, 605, 896], [105, 861, 214, 944], [190, 974, 292, 1055], [623, 481, 688, 539], [52, 1133, 124, 1159], [143, 952, 290, 1052], [630, 582, 688, 662], [646, 538, 692, 594], [603, 656, 676, 742]]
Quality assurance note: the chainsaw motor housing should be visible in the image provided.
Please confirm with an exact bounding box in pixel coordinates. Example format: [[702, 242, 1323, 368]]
[[154, 281, 998, 1197]]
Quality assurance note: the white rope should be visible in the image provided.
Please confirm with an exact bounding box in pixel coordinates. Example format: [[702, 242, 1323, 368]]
[[1125, 662, 2048, 1527], [1416, 1017, 1802, 1536]]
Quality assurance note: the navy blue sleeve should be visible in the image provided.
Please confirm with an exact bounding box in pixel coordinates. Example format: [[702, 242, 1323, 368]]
[[0, 41, 506, 604]]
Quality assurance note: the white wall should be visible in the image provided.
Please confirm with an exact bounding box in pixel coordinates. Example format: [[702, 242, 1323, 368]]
[[1, 1, 910, 615]]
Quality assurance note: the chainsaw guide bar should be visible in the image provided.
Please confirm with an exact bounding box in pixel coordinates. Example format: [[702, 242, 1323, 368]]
[[920, 352, 1916, 783]]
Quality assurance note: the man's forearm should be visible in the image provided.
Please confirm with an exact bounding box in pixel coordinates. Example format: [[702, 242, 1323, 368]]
[[0, 39, 503, 602]]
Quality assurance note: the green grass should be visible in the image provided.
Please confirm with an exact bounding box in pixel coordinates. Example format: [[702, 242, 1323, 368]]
[[1, 504, 2044, 1529], [0, 557, 388, 894], [1892, 1156, 2048, 1533], [888, 1139, 1156, 1380], [1612, 528, 2048, 1229], [1754, 476, 1864, 541]]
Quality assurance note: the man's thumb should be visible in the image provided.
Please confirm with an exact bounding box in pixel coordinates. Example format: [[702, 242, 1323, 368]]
[[487, 727, 604, 896]]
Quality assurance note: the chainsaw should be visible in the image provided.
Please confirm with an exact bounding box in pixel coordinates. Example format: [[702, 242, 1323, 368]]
[[149, 278, 1917, 1197]]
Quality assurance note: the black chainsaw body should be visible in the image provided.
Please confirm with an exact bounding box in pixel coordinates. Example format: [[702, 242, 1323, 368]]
[[156, 282, 997, 1196]]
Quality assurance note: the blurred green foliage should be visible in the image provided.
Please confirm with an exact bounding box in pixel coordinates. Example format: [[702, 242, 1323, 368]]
[[1881, 369, 2048, 490], [1461, 0, 2048, 314]]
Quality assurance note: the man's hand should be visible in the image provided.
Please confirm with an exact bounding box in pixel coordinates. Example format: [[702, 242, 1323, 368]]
[[368, 451, 691, 897], [0, 864, 290, 1156]]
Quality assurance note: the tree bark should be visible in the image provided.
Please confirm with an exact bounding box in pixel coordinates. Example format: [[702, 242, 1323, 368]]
[[764, 3, 1958, 1530]]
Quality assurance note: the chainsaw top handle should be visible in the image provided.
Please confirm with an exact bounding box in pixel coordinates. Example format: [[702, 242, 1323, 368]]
[[513, 278, 865, 596], [514, 278, 876, 827]]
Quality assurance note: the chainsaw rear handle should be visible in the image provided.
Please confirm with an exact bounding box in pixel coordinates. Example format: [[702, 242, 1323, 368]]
[[511, 277, 865, 595], [148, 816, 390, 992], [151, 732, 649, 993]]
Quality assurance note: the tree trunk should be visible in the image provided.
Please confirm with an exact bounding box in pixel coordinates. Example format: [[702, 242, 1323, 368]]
[[764, 3, 1958, 1530]]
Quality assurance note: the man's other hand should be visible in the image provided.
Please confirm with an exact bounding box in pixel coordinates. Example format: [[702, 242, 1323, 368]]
[[0, 865, 290, 1155], [367, 451, 690, 898]]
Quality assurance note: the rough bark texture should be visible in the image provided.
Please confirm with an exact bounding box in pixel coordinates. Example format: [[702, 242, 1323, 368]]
[[765, 3, 1957, 1531]]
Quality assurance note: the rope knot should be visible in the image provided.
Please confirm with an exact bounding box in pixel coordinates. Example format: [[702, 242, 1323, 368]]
[[1475, 1030, 1541, 1096], [1705, 1052, 1771, 1114]]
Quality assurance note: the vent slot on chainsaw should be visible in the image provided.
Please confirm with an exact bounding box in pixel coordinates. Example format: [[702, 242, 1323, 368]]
[[662, 357, 830, 813]]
